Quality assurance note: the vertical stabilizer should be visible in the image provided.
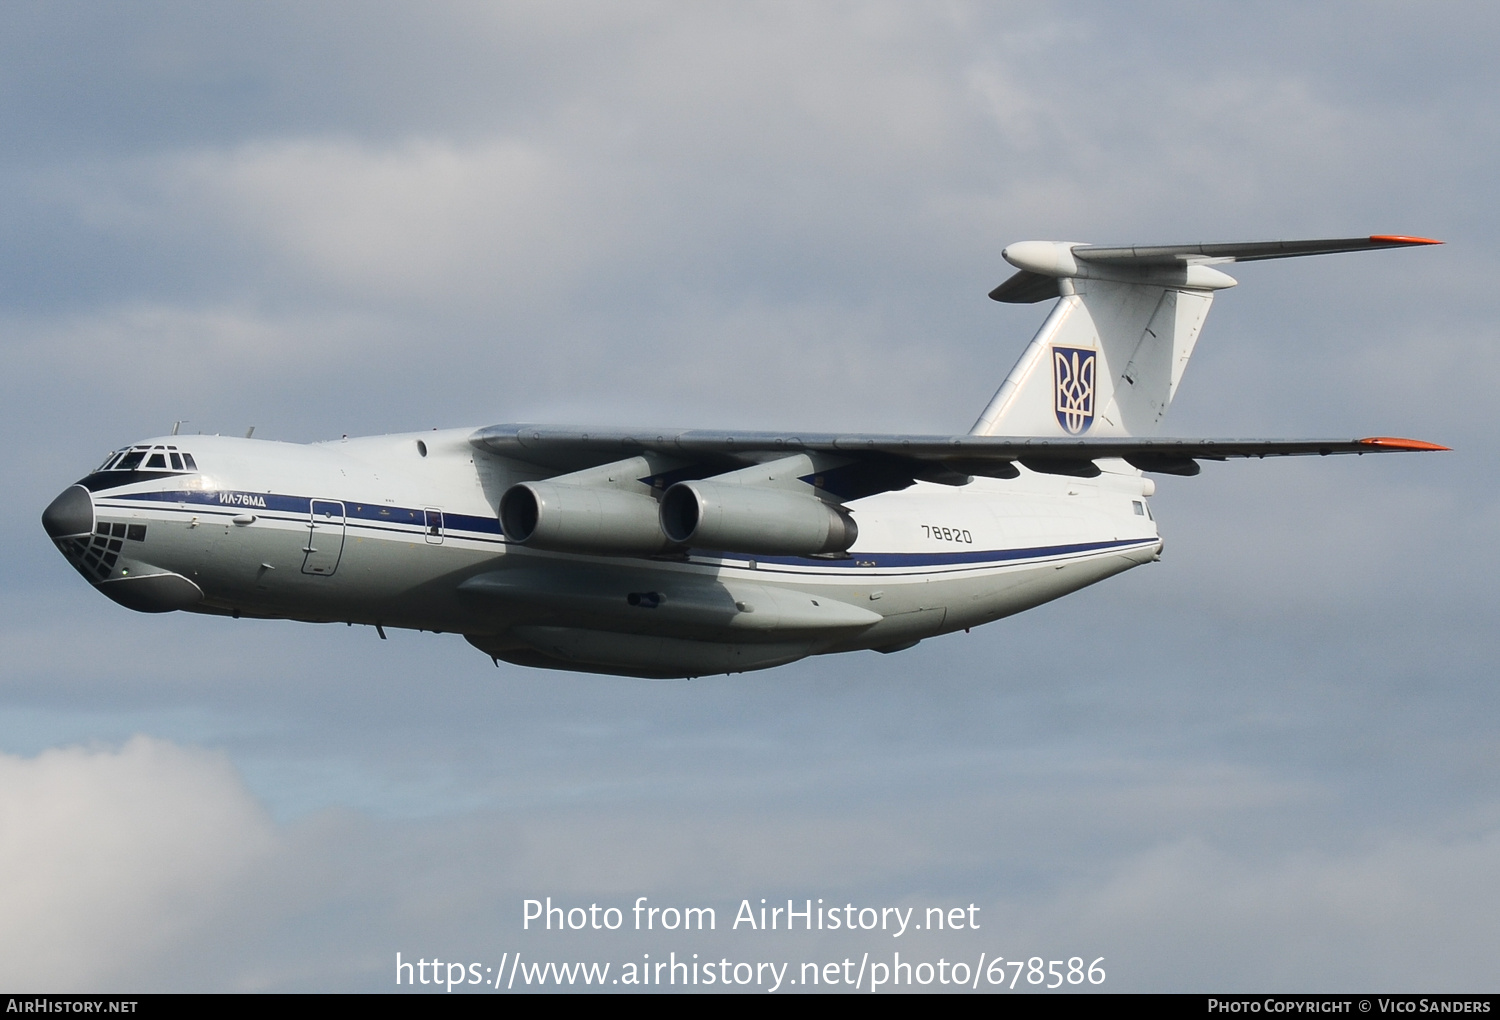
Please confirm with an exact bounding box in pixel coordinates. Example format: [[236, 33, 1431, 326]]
[[970, 235, 1440, 438], [971, 279, 1215, 437], [971, 246, 1227, 438]]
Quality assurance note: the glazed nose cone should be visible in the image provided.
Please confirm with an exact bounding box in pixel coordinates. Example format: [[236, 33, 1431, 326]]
[[42, 484, 95, 539]]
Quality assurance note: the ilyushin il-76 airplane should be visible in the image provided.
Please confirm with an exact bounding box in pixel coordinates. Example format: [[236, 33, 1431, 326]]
[[44, 236, 1447, 678]]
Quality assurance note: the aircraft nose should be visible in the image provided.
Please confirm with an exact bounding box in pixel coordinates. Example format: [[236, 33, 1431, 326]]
[[42, 484, 95, 539]]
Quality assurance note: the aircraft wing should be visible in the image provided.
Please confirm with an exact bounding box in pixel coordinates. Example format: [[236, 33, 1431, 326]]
[[470, 425, 1447, 494]]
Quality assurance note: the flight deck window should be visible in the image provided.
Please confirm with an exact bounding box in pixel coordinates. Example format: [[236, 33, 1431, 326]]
[[89, 446, 195, 476], [1132, 501, 1146, 516]]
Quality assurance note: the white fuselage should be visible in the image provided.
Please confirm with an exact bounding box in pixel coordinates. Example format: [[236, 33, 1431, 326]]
[[54, 428, 1162, 677]]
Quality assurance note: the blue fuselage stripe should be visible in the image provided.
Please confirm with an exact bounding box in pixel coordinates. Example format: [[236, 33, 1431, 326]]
[[106, 489, 503, 536], [98, 488, 1153, 571]]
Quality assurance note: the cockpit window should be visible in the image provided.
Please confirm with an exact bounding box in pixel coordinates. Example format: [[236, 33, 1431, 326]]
[[90, 445, 199, 475]]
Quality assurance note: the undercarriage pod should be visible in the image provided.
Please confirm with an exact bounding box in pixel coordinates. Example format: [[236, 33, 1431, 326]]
[[659, 480, 858, 556]]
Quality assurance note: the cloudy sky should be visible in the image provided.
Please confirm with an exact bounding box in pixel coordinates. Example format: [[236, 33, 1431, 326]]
[[3, 1, 1497, 992]]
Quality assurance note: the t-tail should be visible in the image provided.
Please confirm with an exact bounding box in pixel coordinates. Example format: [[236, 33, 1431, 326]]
[[970, 235, 1442, 438]]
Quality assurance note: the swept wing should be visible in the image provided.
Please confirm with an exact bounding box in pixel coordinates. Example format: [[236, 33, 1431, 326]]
[[471, 425, 1446, 492]]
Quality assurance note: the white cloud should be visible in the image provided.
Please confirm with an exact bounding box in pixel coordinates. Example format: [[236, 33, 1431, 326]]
[[0, 737, 276, 989], [169, 138, 609, 308]]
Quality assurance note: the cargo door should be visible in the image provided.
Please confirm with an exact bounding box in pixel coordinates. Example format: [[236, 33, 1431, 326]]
[[302, 499, 346, 575]]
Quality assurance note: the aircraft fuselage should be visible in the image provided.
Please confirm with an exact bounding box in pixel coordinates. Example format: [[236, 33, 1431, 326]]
[[46, 428, 1162, 677]]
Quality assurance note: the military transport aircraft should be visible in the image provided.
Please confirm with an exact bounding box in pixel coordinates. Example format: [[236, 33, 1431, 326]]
[[43, 236, 1446, 678]]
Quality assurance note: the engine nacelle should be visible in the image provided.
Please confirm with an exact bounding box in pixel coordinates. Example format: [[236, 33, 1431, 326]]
[[499, 481, 671, 555], [660, 480, 857, 556]]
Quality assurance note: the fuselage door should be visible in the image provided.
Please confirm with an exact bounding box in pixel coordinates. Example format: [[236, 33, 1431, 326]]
[[424, 508, 444, 545], [302, 500, 347, 576]]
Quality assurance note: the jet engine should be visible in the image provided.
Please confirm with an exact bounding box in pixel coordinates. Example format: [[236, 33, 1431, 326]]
[[500, 482, 670, 554], [498, 455, 678, 555], [660, 480, 857, 556]]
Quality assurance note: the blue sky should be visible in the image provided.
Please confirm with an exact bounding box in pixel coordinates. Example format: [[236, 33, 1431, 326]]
[[2, 2, 1497, 991]]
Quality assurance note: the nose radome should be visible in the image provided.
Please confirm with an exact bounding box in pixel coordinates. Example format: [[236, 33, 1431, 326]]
[[42, 484, 94, 539]]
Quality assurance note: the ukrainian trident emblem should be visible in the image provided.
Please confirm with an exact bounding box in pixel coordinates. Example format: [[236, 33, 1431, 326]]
[[1052, 346, 1096, 434]]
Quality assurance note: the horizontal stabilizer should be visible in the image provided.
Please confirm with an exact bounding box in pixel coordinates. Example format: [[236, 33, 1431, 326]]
[[989, 270, 1061, 304], [1073, 235, 1441, 267], [991, 235, 1441, 302]]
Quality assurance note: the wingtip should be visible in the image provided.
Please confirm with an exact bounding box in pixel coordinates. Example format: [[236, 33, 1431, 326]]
[[1358, 436, 1451, 451], [1369, 235, 1443, 246]]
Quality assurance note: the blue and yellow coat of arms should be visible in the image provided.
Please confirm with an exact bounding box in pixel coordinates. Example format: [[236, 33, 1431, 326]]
[[1052, 346, 1097, 434]]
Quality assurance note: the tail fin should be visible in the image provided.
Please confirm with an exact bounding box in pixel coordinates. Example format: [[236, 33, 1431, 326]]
[[970, 235, 1440, 438]]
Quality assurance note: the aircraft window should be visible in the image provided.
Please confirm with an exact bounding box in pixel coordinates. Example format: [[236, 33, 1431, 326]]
[[1132, 500, 1146, 516], [126, 524, 146, 541], [86, 446, 198, 476]]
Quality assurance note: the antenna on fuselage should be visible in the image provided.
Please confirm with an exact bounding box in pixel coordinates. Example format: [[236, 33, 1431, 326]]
[[172, 420, 187, 436], [244, 426, 256, 439]]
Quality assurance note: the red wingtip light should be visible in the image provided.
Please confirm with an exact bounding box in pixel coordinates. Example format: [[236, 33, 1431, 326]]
[[1369, 235, 1443, 246], [1358, 436, 1451, 451]]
